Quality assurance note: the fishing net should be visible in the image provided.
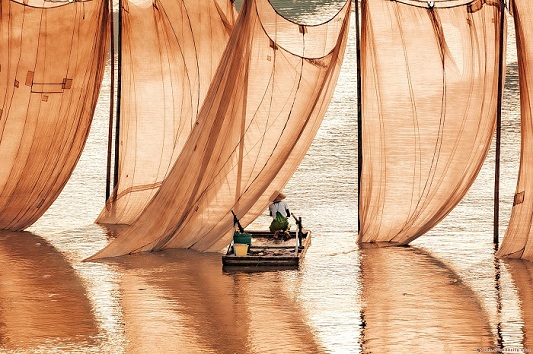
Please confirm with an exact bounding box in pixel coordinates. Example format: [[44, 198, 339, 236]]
[[358, 0, 504, 244], [89, 0, 351, 259], [96, 0, 237, 225], [497, 0, 533, 261], [0, 0, 109, 230]]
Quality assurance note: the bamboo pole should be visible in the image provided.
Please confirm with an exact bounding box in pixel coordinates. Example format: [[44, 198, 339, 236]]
[[113, 0, 123, 195], [105, 0, 115, 201], [356, 0, 362, 234], [494, 0, 506, 246]]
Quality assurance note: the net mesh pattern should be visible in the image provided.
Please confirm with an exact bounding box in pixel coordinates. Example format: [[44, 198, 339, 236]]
[[0, 0, 109, 230], [358, 0, 503, 245], [89, 0, 351, 259]]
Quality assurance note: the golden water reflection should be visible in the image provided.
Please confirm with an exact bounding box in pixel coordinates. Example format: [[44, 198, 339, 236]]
[[505, 259, 533, 350], [360, 246, 494, 353], [0, 231, 98, 350], [3, 228, 533, 353], [12, 1, 532, 353], [108, 249, 324, 353]]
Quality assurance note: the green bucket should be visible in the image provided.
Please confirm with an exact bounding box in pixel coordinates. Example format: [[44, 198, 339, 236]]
[[233, 231, 252, 246]]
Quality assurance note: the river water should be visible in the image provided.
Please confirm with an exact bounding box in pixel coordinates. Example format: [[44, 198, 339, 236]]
[[1, 1, 531, 353]]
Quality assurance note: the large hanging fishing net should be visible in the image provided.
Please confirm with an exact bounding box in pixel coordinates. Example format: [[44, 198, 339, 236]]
[[358, 0, 504, 245], [497, 0, 533, 261], [0, 0, 109, 230], [89, 0, 351, 259], [96, 0, 237, 225]]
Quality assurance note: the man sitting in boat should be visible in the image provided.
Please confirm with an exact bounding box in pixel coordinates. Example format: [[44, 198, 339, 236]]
[[268, 191, 291, 240]]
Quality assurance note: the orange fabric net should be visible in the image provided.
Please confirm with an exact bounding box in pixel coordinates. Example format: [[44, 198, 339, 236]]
[[358, 0, 503, 245], [96, 0, 236, 225], [88, 0, 351, 259], [0, 0, 109, 230], [497, 0, 533, 261]]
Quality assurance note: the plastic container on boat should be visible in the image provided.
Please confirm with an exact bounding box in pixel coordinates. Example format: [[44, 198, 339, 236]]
[[234, 243, 249, 256], [233, 232, 252, 245]]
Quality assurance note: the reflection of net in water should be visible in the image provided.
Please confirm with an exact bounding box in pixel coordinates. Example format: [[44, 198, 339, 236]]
[[360, 247, 494, 352], [0, 231, 98, 349]]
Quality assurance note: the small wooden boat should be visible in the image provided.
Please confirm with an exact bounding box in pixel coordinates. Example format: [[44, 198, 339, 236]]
[[222, 213, 311, 269], [222, 230, 311, 268]]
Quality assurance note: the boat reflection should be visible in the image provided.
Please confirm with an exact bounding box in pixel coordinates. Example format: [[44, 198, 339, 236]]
[[505, 259, 533, 350], [0, 231, 98, 350], [359, 246, 494, 353], [109, 248, 323, 353]]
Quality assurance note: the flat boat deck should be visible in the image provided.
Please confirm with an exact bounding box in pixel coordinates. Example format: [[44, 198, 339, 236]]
[[222, 230, 311, 268]]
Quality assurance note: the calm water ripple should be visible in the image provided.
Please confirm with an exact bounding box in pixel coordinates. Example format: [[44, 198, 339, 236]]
[[0, 2, 530, 353]]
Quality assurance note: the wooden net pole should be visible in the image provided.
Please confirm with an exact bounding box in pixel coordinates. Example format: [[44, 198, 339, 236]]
[[106, 0, 115, 201], [356, 0, 362, 234], [494, 0, 506, 246], [113, 0, 123, 196]]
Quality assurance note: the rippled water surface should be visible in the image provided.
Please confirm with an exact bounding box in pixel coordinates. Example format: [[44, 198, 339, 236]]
[[2, 1, 531, 353]]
